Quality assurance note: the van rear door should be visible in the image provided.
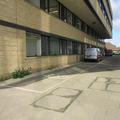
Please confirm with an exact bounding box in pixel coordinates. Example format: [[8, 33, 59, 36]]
[[85, 48, 97, 60]]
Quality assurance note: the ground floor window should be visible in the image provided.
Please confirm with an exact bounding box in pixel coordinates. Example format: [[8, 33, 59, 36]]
[[50, 37, 59, 55], [59, 39, 67, 55], [26, 32, 84, 57], [67, 40, 72, 54], [78, 43, 82, 54], [26, 32, 41, 57], [41, 35, 49, 56], [72, 41, 78, 54]]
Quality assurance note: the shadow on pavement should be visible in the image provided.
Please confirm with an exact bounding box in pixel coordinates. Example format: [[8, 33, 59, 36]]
[[0, 56, 120, 89]]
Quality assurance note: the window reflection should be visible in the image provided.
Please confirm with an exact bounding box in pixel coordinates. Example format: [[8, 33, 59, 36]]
[[49, 0, 59, 17], [27, 0, 104, 40], [67, 10, 72, 25]]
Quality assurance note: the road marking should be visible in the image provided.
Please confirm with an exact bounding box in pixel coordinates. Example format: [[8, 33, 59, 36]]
[[6, 76, 76, 94], [6, 85, 43, 94], [4, 62, 100, 94]]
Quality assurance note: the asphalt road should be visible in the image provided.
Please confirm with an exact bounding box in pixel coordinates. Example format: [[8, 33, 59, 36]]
[[0, 56, 120, 120]]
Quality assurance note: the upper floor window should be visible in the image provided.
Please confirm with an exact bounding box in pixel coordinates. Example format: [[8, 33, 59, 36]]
[[60, 5, 67, 22], [72, 15, 76, 27], [49, 0, 59, 18], [76, 17, 82, 30], [81, 22, 86, 32], [98, 0, 102, 8], [28, 0, 40, 8], [27, 0, 100, 39], [40, 0, 47, 11], [67, 10, 73, 25]]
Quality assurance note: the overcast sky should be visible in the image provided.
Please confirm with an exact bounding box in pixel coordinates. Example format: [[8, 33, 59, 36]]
[[105, 0, 120, 47]]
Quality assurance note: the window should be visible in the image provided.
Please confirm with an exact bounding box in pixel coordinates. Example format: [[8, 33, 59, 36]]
[[98, 0, 102, 8], [60, 4, 67, 22], [67, 41, 72, 54], [28, 0, 101, 39], [84, 24, 88, 33], [72, 42, 82, 54], [81, 43, 85, 55], [49, 0, 59, 18], [28, 0, 48, 11], [41, 35, 49, 56], [72, 41, 78, 54], [28, 0, 40, 8], [98, 0, 111, 29], [87, 26, 92, 35], [76, 17, 82, 30], [89, 28, 92, 36], [26, 32, 41, 57], [81, 22, 86, 32], [40, 0, 46, 11], [67, 10, 72, 25], [50, 37, 59, 55], [92, 30, 96, 38], [78, 43, 82, 54], [72, 15, 76, 27], [59, 39, 67, 55], [26, 32, 84, 56]]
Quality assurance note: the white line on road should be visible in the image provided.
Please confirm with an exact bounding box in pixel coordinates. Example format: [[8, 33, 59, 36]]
[[5, 62, 100, 94], [6, 85, 43, 93], [6, 76, 75, 94]]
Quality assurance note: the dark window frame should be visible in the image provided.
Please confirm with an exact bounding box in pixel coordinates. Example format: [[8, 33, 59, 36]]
[[27, 0, 102, 40]]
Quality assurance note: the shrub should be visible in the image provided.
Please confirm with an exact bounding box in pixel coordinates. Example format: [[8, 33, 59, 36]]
[[12, 67, 32, 79]]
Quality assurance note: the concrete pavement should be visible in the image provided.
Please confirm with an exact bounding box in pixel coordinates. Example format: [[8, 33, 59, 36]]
[[0, 56, 120, 120]]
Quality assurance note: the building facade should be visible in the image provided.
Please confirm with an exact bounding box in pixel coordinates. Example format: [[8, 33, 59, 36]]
[[106, 42, 118, 52], [0, 0, 113, 75]]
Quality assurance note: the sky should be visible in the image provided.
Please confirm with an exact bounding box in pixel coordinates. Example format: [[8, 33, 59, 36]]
[[105, 0, 120, 47]]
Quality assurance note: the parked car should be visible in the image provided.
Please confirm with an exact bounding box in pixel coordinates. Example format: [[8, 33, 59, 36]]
[[84, 48, 102, 61], [105, 49, 113, 56], [114, 51, 120, 55]]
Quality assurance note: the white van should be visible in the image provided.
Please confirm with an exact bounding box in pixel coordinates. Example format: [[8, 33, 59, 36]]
[[84, 48, 102, 61]]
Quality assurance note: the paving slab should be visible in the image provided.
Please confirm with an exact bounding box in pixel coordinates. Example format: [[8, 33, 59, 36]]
[[108, 84, 120, 92], [0, 56, 120, 120], [63, 90, 120, 120], [33, 95, 71, 112], [96, 77, 108, 82], [60, 73, 97, 90], [52, 88, 79, 96], [90, 82, 106, 90], [111, 78, 120, 84]]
